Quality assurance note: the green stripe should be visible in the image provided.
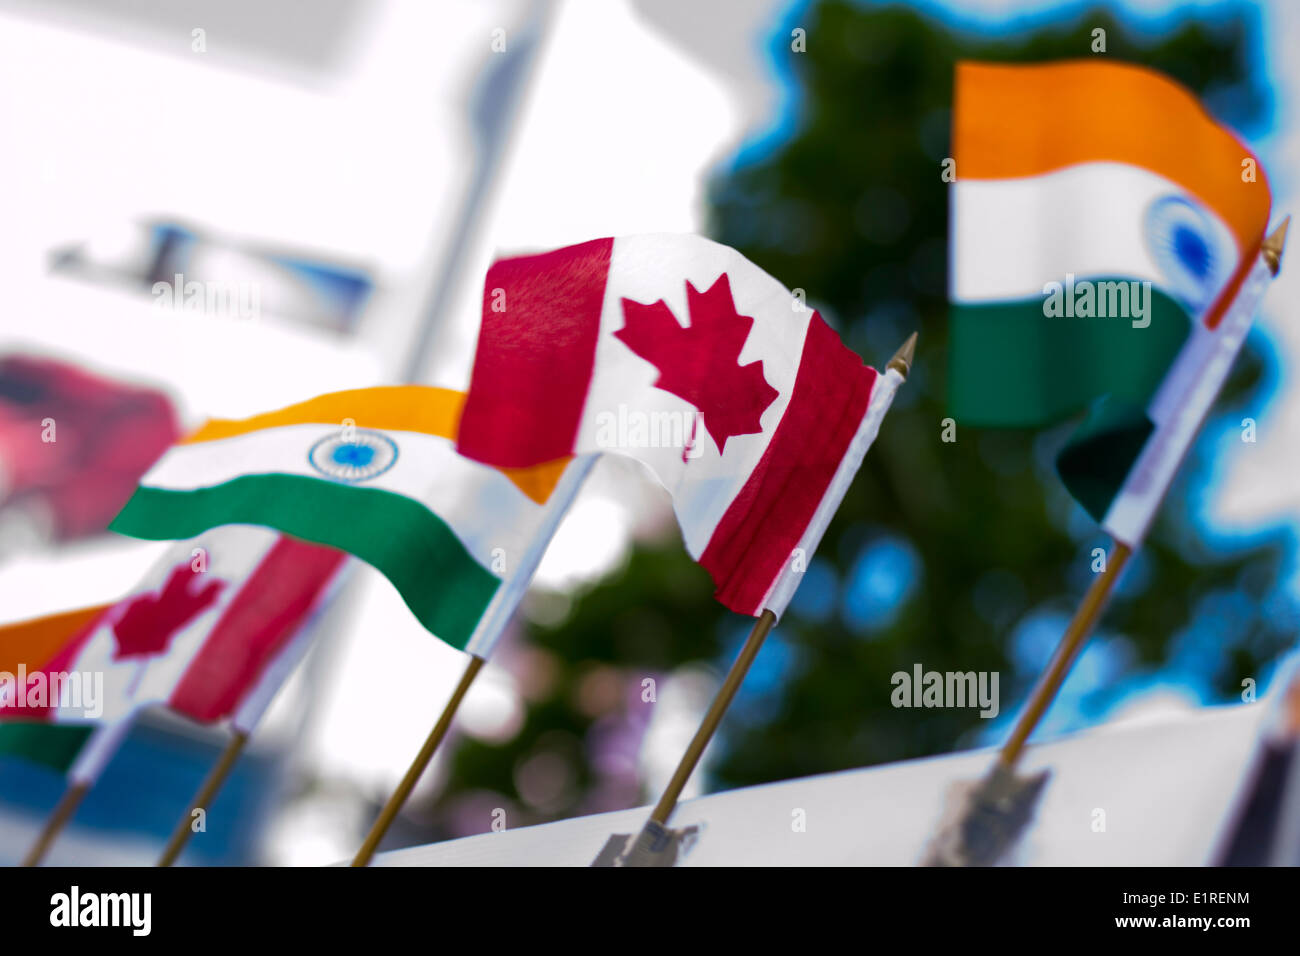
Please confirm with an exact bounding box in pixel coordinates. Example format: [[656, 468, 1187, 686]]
[[0, 722, 92, 773], [110, 475, 499, 650], [950, 281, 1194, 523], [949, 282, 1193, 427]]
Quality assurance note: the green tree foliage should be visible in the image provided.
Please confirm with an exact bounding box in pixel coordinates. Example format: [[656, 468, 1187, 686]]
[[425, 2, 1295, 838]]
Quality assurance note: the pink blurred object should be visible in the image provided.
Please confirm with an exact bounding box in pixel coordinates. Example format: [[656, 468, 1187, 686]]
[[0, 355, 179, 542]]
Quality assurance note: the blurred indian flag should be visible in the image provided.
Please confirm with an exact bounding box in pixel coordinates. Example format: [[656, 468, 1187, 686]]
[[947, 59, 1273, 544]]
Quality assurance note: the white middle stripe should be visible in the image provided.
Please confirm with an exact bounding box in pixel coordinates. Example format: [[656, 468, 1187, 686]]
[[952, 161, 1238, 305]]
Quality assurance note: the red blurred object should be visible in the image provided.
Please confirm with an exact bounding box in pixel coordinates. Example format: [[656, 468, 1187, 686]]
[[0, 355, 179, 542]]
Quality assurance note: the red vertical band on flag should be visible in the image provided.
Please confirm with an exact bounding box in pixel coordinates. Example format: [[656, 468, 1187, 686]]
[[168, 537, 344, 722], [457, 237, 614, 468], [699, 315, 877, 616]]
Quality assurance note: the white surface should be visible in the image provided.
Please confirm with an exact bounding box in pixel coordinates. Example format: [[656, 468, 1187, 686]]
[[370, 702, 1266, 866]]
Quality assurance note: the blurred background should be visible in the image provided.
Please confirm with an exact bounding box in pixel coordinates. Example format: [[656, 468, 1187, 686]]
[[0, 0, 1297, 865]]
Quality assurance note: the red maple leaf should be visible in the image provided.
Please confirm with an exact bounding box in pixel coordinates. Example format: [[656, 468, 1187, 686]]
[[111, 564, 226, 660], [615, 273, 779, 455]]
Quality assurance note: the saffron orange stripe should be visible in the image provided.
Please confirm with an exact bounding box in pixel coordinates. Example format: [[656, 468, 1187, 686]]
[[953, 60, 1271, 254], [183, 386, 464, 445], [179, 385, 566, 504], [0, 605, 110, 675]]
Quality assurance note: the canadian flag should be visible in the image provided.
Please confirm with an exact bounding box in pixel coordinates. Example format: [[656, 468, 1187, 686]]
[[458, 234, 901, 617], [0, 526, 344, 730]]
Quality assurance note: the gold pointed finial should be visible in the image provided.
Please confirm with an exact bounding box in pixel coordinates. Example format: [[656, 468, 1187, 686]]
[[887, 331, 918, 379], [1262, 215, 1290, 276]]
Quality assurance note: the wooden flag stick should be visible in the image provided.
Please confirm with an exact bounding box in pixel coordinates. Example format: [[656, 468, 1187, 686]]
[[650, 609, 777, 826], [21, 781, 90, 867], [157, 730, 250, 867], [997, 541, 1132, 768], [351, 654, 485, 867]]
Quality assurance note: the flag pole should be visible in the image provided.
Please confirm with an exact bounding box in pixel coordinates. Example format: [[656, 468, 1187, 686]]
[[594, 333, 917, 865], [20, 717, 134, 867], [996, 541, 1133, 768], [350, 655, 485, 867], [647, 609, 777, 828], [997, 218, 1289, 772], [20, 782, 90, 867], [589, 611, 778, 867], [156, 730, 249, 867], [923, 217, 1290, 866]]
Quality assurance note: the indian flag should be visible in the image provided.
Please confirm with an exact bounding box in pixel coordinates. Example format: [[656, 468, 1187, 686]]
[[457, 234, 900, 618], [110, 387, 582, 655], [948, 60, 1274, 544], [0, 527, 344, 778]]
